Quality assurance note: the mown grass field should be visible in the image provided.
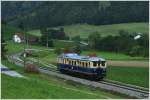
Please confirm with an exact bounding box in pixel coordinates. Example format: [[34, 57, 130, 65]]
[[106, 66, 149, 88], [27, 30, 42, 37], [1, 60, 125, 99], [60, 22, 149, 38], [5, 41, 50, 55], [27, 22, 148, 38], [53, 39, 76, 49]]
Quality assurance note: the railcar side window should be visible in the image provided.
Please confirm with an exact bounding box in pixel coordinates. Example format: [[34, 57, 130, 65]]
[[82, 62, 84, 67], [69, 60, 71, 65], [74, 61, 76, 66], [86, 62, 88, 67], [102, 61, 105, 66], [93, 61, 97, 66]]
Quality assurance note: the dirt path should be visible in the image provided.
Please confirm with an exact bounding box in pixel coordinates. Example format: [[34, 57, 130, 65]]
[[107, 60, 149, 67]]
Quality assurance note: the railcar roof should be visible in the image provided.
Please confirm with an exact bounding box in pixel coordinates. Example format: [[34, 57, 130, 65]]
[[59, 53, 105, 61]]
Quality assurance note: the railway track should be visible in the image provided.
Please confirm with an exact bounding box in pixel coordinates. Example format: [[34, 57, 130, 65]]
[[37, 66, 149, 99], [100, 80, 149, 98], [103, 79, 149, 92], [6, 51, 149, 99]]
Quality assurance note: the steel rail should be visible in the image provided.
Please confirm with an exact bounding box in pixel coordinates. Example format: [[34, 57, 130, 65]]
[[103, 79, 149, 91], [103, 79, 149, 92], [100, 81, 149, 94]]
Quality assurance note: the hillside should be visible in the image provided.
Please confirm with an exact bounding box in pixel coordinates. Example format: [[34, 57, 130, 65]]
[[2, 1, 148, 29], [27, 22, 149, 39]]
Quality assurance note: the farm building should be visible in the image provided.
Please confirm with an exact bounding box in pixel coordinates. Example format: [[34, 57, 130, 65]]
[[13, 32, 38, 44], [13, 32, 24, 43]]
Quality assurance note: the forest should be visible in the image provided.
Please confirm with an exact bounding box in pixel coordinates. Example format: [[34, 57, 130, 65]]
[[2, 1, 149, 29]]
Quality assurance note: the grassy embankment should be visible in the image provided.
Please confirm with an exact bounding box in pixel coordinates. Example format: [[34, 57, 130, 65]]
[[27, 22, 149, 38], [1, 60, 126, 99]]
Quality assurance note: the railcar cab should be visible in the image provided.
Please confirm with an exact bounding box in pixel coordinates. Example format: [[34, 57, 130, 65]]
[[57, 53, 107, 80]]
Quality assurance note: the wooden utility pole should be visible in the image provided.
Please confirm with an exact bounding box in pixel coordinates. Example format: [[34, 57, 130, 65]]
[[24, 28, 26, 67], [46, 29, 48, 48], [38, 51, 39, 67], [26, 33, 29, 49]]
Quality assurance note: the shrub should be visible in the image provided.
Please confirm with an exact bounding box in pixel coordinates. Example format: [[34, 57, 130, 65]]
[[24, 62, 39, 73], [128, 45, 141, 57]]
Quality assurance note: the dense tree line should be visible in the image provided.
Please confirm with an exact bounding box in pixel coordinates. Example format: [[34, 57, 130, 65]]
[[2, 1, 149, 29], [88, 31, 149, 57]]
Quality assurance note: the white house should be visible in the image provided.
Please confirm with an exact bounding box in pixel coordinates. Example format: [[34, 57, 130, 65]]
[[13, 34, 21, 43], [134, 33, 142, 40]]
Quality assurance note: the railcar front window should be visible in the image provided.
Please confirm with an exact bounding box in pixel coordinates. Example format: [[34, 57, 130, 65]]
[[98, 61, 101, 67]]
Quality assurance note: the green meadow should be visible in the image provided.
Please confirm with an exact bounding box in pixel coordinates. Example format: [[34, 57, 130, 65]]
[[5, 41, 49, 55], [53, 39, 76, 49], [27, 22, 148, 38]]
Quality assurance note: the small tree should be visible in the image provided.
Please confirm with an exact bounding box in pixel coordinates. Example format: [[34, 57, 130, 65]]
[[88, 33, 101, 50], [72, 35, 81, 42], [73, 44, 82, 54], [1, 30, 7, 59], [40, 28, 53, 47], [128, 45, 142, 57]]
